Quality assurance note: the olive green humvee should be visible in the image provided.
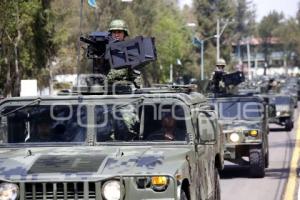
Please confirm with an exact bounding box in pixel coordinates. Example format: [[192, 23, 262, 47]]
[[209, 95, 272, 178], [268, 94, 295, 131], [0, 86, 223, 200]]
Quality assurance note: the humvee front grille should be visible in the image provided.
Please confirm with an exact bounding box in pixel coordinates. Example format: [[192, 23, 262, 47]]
[[20, 182, 103, 200]]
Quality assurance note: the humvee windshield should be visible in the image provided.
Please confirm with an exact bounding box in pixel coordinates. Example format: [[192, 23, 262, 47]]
[[95, 103, 187, 142], [0, 101, 188, 144], [216, 101, 263, 120], [0, 105, 87, 143]]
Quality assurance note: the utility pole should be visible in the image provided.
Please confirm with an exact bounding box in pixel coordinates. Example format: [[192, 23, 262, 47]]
[[247, 38, 251, 80], [216, 18, 232, 62], [200, 41, 204, 80], [170, 64, 173, 83], [216, 19, 220, 62]]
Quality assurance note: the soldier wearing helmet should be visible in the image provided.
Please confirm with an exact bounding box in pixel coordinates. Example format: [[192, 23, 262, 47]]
[[108, 19, 129, 41], [215, 58, 226, 72]]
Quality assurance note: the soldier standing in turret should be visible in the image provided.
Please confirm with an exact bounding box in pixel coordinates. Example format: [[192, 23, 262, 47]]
[[211, 58, 227, 93], [106, 19, 142, 88]]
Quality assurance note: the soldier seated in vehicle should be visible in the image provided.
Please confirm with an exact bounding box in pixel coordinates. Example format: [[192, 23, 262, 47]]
[[145, 114, 186, 141], [29, 118, 61, 142], [96, 105, 139, 142]]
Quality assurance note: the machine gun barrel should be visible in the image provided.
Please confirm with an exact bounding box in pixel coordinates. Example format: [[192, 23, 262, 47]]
[[80, 36, 97, 45]]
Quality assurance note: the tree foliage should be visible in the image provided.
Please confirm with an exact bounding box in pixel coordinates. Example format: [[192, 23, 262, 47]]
[[2, 0, 300, 96], [0, 0, 40, 96], [193, 0, 236, 76], [258, 11, 284, 74]]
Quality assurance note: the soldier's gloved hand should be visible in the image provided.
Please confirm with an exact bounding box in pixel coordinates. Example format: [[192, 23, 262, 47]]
[[219, 81, 225, 88]]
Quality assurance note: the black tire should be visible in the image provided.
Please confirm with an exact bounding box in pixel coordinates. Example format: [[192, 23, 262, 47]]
[[285, 118, 293, 131], [214, 168, 221, 200], [180, 189, 188, 200], [249, 148, 265, 178]]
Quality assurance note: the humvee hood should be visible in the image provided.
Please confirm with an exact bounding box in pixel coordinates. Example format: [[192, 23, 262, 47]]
[[276, 105, 290, 111], [221, 120, 261, 130], [0, 146, 191, 182]]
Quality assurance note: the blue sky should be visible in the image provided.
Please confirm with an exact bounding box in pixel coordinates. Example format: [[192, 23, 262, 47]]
[[179, 0, 299, 21], [252, 0, 298, 21]]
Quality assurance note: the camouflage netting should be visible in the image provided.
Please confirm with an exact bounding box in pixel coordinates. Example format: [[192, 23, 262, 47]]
[[106, 69, 129, 82], [106, 69, 143, 88]]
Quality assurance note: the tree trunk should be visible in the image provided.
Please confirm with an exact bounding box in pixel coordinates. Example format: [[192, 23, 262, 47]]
[[4, 57, 12, 97], [12, 1, 21, 97], [47, 59, 53, 95], [13, 41, 20, 96]]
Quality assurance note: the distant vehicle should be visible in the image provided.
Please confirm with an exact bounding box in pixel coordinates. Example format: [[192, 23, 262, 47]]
[[280, 85, 298, 108], [268, 94, 295, 131], [209, 95, 274, 178]]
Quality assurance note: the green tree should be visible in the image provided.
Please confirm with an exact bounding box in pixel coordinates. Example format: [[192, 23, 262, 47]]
[[233, 0, 256, 62], [152, 9, 192, 83], [79, 0, 193, 84], [193, 0, 236, 76], [0, 0, 40, 96], [258, 11, 284, 74]]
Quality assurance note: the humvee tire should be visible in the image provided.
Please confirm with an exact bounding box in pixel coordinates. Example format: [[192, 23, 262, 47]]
[[249, 148, 265, 178], [214, 168, 221, 200], [285, 118, 293, 131], [180, 190, 188, 200]]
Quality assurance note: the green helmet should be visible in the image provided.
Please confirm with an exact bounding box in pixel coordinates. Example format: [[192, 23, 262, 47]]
[[216, 58, 226, 66], [108, 19, 129, 36]]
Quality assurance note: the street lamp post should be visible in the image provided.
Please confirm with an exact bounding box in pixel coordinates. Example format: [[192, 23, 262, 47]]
[[216, 18, 233, 62], [193, 36, 216, 80]]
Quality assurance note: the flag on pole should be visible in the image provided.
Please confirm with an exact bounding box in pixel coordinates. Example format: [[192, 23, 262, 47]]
[[88, 0, 97, 8], [176, 59, 182, 65]]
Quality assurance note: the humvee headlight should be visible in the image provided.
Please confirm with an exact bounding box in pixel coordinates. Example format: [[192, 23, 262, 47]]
[[249, 130, 258, 137], [229, 133, 240, 143], [0, 183, 19, 200], [276, 111, 280, 116], [151, 176, 169, 191], [102, 180, 121, 200]]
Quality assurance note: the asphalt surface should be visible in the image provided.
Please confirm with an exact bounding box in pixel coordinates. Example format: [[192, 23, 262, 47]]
[[220, 108, 298, 200]]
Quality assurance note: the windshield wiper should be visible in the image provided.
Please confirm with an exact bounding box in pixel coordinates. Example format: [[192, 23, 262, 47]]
[[0, 98, 42, 117], [24, 113, 31, 142]]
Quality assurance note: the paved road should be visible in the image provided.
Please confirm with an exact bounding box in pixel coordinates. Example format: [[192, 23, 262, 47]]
[[220, 111, 298, 200]]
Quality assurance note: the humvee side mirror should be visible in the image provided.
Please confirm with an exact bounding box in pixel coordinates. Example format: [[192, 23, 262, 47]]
[[209, 105, 215, 111], [0, 117, 6, 143], [263, 97, 269, 104], [268, 104, 276, 118], [198, 111, 216, 144]]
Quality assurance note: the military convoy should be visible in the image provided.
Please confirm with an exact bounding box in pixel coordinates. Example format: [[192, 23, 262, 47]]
[[0, 17, 298, 199]]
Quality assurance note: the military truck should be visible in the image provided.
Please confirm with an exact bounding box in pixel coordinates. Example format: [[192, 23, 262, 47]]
[[0, 84, 224, 200], [268, 94, 295, 131], [208, 95, 273, 178]]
